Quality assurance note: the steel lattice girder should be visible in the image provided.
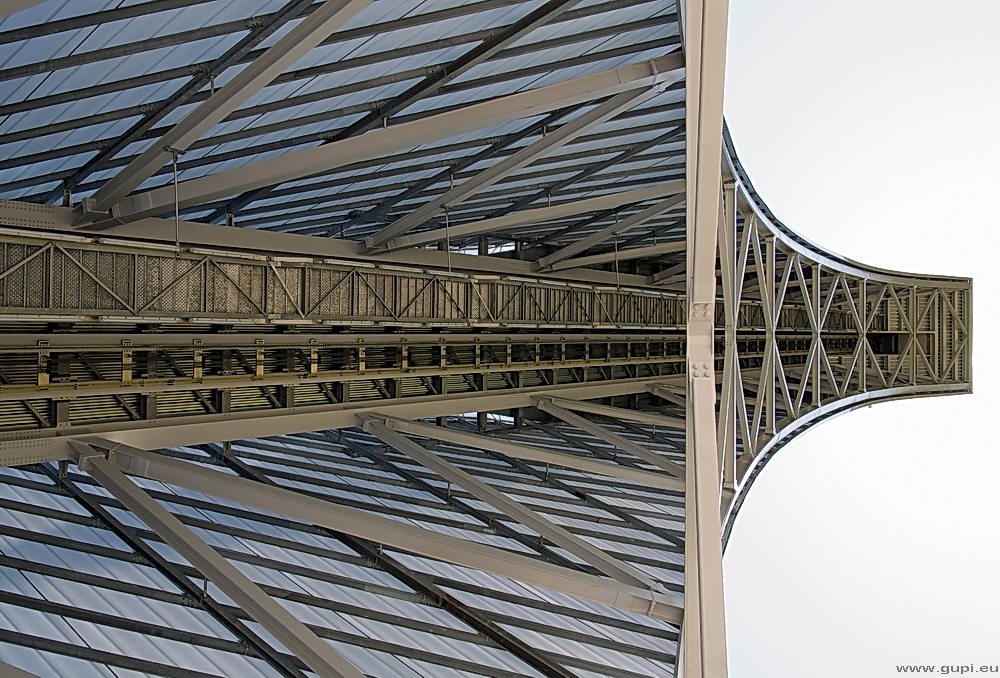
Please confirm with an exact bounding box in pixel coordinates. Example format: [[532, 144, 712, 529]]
[[0, 1, 975, 678], [0, 182, 973, 678]]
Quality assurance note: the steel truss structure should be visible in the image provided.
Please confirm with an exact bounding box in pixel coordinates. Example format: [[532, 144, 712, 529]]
[[0, 1, 972, 677]]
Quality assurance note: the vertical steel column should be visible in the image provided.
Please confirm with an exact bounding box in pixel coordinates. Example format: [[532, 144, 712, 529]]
[[682, 0, 730, 675], [910, 286, 918, 385]]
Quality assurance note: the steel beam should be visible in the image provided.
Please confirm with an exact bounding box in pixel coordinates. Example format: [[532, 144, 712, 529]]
[[85, 0, 373, 216], [0, 206, 655, 288], [0, 439, 75, 468], [86, 441, 685, 623], [680, 0, 730, 674], [0, 228, 689, 326], [334, 432, 585, 572], [369, 415, 684, 491], [0, 345, 681, 407], [42, 0, 320, 206], [361, 86, 675, 252], [535, 193, 686, 270], [542, 237, 687, 272], [39, 462, 309, 678], [492, 126, 684, 226], [103, 54, 684, 223], [74, 443, 366, 678], [331, 104, 587, 236], [363, 416, 666, 590], [380, 180, 686, 252], [0, 331, 668, 350], [533, 398, 685, 478], [0, 378, 679, 468], [541, 394, 686, 428], [648, 383, 688, 410], [203, 443, 581, 678], [206, 0, 585, 222], [0, 210, 656, 289]]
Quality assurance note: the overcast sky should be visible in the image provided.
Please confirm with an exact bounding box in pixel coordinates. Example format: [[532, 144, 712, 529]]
[[722, 1, 1000, 676]]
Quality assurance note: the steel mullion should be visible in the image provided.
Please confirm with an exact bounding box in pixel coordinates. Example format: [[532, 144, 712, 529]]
[[3, 2, 670, 136], [0, 589, 248, 657], [0, 628, 221, 678]]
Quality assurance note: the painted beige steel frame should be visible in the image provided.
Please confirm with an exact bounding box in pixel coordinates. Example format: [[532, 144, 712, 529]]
[[542, 237, 687, 272], [85, 0, 373, 216], [544, 395, 686, 428], [73, 442, 367, 678], [103, 54, 685, 224], [535, 194, 686, 271], [366, 415, 684, 491], [680, 0, 730, 676], [361, 85, 672, 252], [362, 416, 664, 590], [534, 397, 686, 478], [0, 228, 687, 327], [0, 377, 683, 468], [717, 137, 973, 538], [378, 180, 686, 253], [0, 201, 657, 289], [78, 440, 685, 623]]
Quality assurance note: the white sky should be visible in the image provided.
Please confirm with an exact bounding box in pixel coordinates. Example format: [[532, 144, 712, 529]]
[[722, 1, 1000, 676]]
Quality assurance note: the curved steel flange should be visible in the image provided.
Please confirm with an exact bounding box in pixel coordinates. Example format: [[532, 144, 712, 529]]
[[717, 127, 972, 543]]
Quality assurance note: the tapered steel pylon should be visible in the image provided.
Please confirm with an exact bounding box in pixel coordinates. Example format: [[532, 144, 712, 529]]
[[0, 1, 971, 676]]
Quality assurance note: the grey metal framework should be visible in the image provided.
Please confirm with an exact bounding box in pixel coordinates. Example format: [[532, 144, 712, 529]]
[[0, 1, 972, 677]]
